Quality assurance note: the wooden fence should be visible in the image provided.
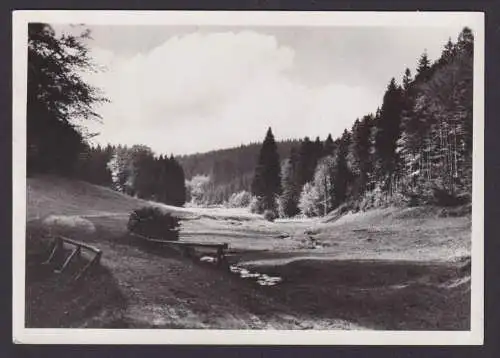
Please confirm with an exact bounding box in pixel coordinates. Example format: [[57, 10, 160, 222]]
[[43, 236, 102, 281]]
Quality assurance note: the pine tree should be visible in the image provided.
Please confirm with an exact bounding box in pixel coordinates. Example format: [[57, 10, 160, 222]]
[[402, 68, 412, 91], [171, 156, 187, 206], [374, 78, 404, 192], [278, 157, 301, 217], [333, 129, 352, 207], [396, 27, 473, 202], [351, 114, 374, 196], [441, 37, 456, 64], [251, 127, 282, 212], [297, 136, 316, 186], [323, 134, 335, 157], [457, 27, 473, 55], [416, 50, 431, 82], [313, 136, 324, 161]]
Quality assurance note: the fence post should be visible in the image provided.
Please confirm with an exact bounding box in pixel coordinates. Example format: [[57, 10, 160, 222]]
[[55, 246, 81, 274], [43, 236, 62, 265]]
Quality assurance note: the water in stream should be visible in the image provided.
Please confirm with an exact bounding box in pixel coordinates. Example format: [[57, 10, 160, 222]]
[[199, 256, 282, 286]]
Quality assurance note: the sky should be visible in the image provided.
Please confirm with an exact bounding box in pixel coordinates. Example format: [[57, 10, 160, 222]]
[[54, 24, 467, 156]]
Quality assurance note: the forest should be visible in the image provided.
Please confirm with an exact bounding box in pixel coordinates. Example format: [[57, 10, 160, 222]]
[[180, 26, 474, 217], [27, 23, 473, 218]]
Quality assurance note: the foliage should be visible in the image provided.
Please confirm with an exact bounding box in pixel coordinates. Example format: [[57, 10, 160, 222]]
[[74, 144, 114, 186], [312, 156, 336, 216], [185, 174, 211, 205], [177, 139, 299, 205], [127, 206, 180, 241], [277, 153, 301, 218], [374, 77, 404, 185], [72, 26, 474, 218], [107, 145, 186, 206], [27, 23, 108, 175], [226, 190, 253, 208], [263, 209, 277, 222], [358, 185, 406, 211], [298, 182, 320, 217], [397, 27, 473, 202], [249, 195, 266, 214]]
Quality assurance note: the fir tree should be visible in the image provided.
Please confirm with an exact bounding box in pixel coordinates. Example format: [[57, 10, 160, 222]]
[[416, 50, 431, 82], [351, 114, 374, 196], [251, 127, 282, 212], [333, 129, 352, 207], [323, 134, 335, 157], [313, 136, 324, 161], [402, 68, 413, 91], [278, 157, 301, 217], [374, 78, 404, 190]]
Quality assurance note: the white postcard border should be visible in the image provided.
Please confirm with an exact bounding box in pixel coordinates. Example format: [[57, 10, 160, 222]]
[[12, 10, 485, 345]]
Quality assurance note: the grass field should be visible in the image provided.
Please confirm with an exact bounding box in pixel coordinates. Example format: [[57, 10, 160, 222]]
[[24, 175, 472, 330]]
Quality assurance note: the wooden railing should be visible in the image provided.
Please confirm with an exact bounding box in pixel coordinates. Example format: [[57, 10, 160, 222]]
[[43, 236, 102, 281], [130, 232, 229, 265]]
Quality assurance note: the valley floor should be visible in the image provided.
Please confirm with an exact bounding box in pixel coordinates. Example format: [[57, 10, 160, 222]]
[[24, 176, 472, 330]]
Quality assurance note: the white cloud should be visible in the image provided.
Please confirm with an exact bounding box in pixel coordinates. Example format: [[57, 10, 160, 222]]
[[85, 30, 380, 155]]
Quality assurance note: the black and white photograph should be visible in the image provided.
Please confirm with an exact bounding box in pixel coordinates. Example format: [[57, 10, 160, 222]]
[[13, 11, 484, 345]]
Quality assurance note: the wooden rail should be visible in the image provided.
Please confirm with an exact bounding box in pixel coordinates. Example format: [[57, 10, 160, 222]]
[[130, 232, 229, 265], [43, 236, 102, 281]]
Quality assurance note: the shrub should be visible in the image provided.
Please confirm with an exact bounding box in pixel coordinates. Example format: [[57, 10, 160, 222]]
[[298, 182, 320, 217], [431, 187, 469, 207], [263, 209, 277, 222], [358, 181, 418, 211], [227, 190, 252, 208], [127, 206, 180, 241], [249, 196, 265, 214]]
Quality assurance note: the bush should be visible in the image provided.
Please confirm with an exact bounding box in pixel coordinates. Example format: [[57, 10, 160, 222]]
[[263, 209, 277, 222], [227, 190, 252, 208], [127, 206, 180, 241], [431, 187, 469, 207], [298, 182, 320, 217], [249, 196, 265, 214], [358, 185, 401, 211]]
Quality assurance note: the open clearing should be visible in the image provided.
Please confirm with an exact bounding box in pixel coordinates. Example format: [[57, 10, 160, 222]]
[[25, 176, 471, 330]]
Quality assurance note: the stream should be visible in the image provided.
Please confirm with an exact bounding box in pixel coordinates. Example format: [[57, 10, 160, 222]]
[[199, 256, 283, 286]]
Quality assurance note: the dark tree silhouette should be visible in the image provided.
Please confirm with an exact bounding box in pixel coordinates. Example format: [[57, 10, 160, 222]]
[[374, 78, 404, 190], [278, 146, 301, 217], [323, 134, 335, 157], [251, 127, 282, 212], [333, 129, 352, 206], [27, 23, 108, 175]]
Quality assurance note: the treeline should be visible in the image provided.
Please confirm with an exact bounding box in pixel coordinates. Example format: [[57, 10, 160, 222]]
[[177, 140, 300, 205], [74, 144, 186, 206], [251, 27, 474, 217]]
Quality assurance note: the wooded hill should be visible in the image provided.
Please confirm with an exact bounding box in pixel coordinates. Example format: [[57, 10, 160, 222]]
[[176, 140, 300, 204]]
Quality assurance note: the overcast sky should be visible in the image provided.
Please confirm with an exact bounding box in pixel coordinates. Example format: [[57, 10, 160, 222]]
[[55, 24, 467, 156]]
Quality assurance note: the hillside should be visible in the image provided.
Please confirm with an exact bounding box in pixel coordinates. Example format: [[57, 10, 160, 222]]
[[176, 139, 300, 202], [25, 176, 471, 330]]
